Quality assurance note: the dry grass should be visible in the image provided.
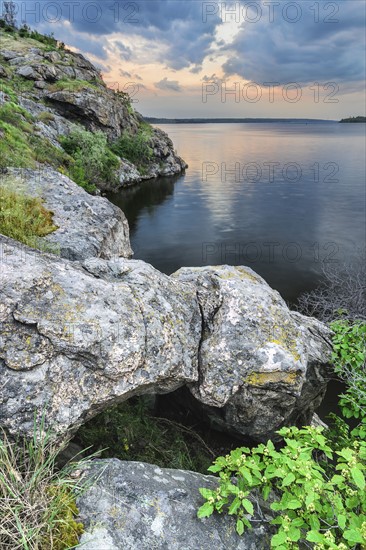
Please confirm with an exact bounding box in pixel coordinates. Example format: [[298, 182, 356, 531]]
[[0, 415, 88, 550], [0, 31, 50, 54]]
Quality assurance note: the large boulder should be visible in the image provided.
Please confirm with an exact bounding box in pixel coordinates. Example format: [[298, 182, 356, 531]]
[[172, 266, 332, 441], [0, 237, 201, 440], [77, 459, 273, 550], [4, 168, 132, 260], [0, 236, 332, 443]]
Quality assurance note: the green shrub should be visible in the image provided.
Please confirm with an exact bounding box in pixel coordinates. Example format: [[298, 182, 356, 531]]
[[0, 179, 58, 248], [198, 427, 365, 549], [16, 25, 58, 48], [111, 124, 153, 169], [60, 128, 120, 192], [198, 321, 366, 549], [50, 78, 99, 93], [0, 121, 36, 169], [0, 414, 86, 550], [0, 102, 70, 171], [328, 319, 366, 446]]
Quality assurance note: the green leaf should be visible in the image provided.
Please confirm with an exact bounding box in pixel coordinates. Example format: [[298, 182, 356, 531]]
[[291, 517, 305, 528], [331, 474, 345, 486], [343, 529, 364, 543], [228, 497, 241, 515], [236, 518, 244, 535], [242, 499, 254, 515], [281, 473, 295, 487], [199, 488, 215, 499], [239, 467, 253, 485], [286, 499, 302, 510], [288, 526, 301, 542], [271, 531, 287, 547], [197, 502, 214, 518], [207, 464, 222, 473], [351, 467, 365, 490], [337, 514, 347, 530], [306, 530, 324, 543], [262, 485, 271, 500]]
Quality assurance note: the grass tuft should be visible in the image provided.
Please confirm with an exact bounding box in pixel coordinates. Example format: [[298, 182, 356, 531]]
[[0, 178, 58, 249], [0, 413, 87, 550]]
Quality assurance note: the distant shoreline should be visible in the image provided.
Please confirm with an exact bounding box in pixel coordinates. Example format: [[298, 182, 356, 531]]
[[144, 117, 338, 124]]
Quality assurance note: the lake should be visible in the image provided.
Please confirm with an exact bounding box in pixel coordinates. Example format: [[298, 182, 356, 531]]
[[108, 123, 365, 304]]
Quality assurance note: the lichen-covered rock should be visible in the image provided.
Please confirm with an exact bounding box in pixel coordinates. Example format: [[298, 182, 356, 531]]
[[77, 460, 273, 550], [172, 266, 332, 441], [0, 236, 201, 440], [5, 168, 132, 260], [0, 235, 332, 442]]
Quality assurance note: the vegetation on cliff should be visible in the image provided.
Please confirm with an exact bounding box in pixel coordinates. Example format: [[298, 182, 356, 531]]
[[0, 178, 57, 248], [59, 128, 120, 193], [0, 19, 185, 193]]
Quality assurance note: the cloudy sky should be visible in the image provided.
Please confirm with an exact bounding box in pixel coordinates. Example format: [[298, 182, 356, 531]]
[[7, 0, 366, 118]]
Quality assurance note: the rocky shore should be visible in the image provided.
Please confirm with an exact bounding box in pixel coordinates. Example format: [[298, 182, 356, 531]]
[[0, 33, 187, 189], [0, 167, 333, 547], [0, 27, 336, 550]]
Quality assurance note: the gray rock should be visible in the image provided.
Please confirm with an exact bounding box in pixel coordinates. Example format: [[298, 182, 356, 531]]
[[34, 80, 46, 89], [8, 54, 44, 65], [77, 460, 273, 550], [0, 234, 332, 443], [44, 50, 62, 63], [172, 266, 332, 441], [45, 88, 138, 138], [0, 50, 19, 60], [0, 239, 201, 440], [118, 158, 142, 187], [16, 65, 41, 80], [5, 168, 132, 260], [0, 64, 7, 77]]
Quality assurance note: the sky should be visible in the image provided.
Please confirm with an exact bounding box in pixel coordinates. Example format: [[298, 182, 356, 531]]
[[5, 0, 366, 119]]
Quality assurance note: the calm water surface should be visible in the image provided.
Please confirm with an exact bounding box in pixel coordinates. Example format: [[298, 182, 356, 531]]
[[109, 123, 366, 303]]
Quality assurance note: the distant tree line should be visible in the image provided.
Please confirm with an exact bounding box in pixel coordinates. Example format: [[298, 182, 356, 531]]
[[340, 116, 366, 123]]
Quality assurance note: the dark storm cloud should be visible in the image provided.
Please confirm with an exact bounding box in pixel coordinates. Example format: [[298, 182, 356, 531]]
[[221, 0, 365, 85], [8, 0, 365, 88], [10, 0, 221, 70]]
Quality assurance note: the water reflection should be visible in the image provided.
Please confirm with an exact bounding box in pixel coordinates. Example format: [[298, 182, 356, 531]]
[[107, 174, 179, 232], [108, 123, 365, 303]]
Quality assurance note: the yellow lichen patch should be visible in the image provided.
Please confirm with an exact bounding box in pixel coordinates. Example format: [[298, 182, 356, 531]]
[[264, 312, 303, 362], [235, 266, 260, 283], [270, 338, 301, 362], [245, 371, 299, 386]]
